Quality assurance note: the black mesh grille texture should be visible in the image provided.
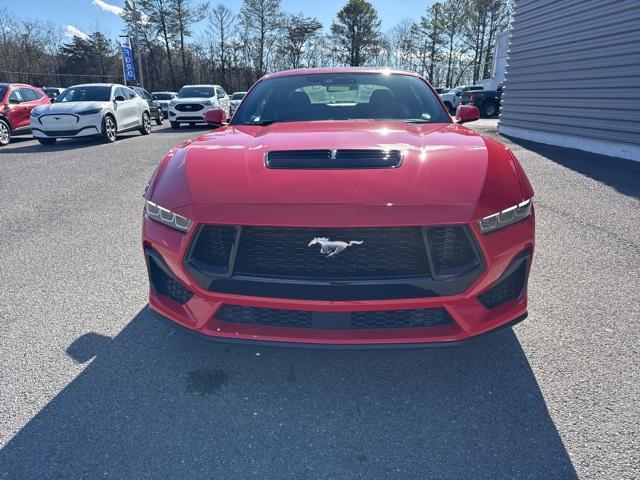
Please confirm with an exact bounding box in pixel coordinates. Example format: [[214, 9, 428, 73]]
[[218, 305, 453, 329], [175, 103, 204, 111], [148, 256, 192, 304], [266, 149, 402, 169], [478, 262, 527, 309], [428, 226, 478, 276], [350, 309, 452, 329], [190, 226, 237, 274], [234, 227, 430, 279], [219, 305, 313, 328]]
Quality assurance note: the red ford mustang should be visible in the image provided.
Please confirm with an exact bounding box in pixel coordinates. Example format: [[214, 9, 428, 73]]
[[142, 67, 534, 348]]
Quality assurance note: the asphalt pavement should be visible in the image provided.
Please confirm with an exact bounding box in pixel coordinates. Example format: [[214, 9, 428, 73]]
[[0, 121, 638, 479]]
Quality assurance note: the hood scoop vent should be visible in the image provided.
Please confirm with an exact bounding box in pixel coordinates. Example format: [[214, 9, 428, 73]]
[[265, 149, 403, 169]]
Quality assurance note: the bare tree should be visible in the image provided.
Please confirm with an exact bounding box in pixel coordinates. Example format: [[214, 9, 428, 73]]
[[240, 0, 282, 77], [207, 4, 234, 85]]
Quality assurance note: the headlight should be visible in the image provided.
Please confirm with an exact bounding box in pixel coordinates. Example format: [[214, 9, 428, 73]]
[[78, 108, 101, 116], [478, 199, 532, 234], [145, 201, 191, 232], [201, 100, 213, 106]]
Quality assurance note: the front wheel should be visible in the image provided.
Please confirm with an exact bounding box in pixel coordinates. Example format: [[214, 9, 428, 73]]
[[170, 121, 180, 129], [140, 112, 151, 135], [0, 119, 10, 146], [37, 138, 57, 146], [155, 110, 163, 126], [481, 102, 498, 117], [102, 115, 117, 143]]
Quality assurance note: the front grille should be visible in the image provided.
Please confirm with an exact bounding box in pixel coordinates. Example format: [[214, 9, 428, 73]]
[[185, 225, 483, 300], [147, 252, 192, 304], [427, 226, 479, 276], [266, 149, 403, 169], [478, 261, 527, 309], [218, 305, 453, 329], [175, 103, 204, 112], [234, 226, 430, 279]]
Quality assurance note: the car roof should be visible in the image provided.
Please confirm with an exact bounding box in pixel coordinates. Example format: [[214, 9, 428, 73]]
[[3, 83, 40, 88], [263, 67, 423, 79], [65, 83, 118, 88], [181, 84, 220, 88]]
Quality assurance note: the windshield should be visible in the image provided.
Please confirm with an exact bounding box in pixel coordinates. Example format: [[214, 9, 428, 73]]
[[232, 73, 449, 125], [152, 93, 174, 100], [178, 86, 214, 98], [231, 92, 246, 100], [56, 86, 111, 102]]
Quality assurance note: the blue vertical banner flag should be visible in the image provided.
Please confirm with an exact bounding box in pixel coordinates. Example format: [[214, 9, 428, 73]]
[[118, 36, 137, 83]]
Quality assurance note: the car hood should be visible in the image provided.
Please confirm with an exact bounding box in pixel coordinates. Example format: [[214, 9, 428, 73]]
[[34, 101, 108, 114], [149, 120, 526, 226]]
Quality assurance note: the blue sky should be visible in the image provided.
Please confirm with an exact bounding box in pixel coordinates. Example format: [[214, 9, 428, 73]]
[[0, 0, 436, 40]]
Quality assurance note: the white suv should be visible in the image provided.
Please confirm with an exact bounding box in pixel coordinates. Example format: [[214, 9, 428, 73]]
[[168, 84, 230, 129], [31, 83, 151, 145]]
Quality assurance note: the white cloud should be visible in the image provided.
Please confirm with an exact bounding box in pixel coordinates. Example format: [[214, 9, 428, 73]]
[[64, 25, 89, 40], [92, 0, 124, 16]]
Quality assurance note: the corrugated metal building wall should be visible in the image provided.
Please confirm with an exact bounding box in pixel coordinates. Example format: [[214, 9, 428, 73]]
[[499, 0, 640, 161]]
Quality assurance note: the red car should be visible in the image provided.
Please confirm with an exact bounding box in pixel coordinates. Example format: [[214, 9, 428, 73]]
[[142, 67, 534, 348], [0, 83, 51, 146]]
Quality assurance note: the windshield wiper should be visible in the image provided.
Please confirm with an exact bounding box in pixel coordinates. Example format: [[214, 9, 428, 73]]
[[404, 119, 434, 124]]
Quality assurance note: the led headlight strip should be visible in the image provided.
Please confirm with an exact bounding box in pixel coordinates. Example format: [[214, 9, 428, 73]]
[[479, 199, 532, 234], [146, 201, 191, 232]]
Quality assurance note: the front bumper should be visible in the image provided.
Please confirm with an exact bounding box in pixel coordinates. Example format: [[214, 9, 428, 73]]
[[168, 104, 215, 124], [142, 214, 534, 347], [31, 112, 102, 138]]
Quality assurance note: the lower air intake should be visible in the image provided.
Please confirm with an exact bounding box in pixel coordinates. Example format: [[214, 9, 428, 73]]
[[147, 251, 192, 304], [477, 261, 527, 309], [218, 305, 453, 329]]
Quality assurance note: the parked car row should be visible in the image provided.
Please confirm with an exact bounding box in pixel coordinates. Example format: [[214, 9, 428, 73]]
[[439, 85, 485, 113], [437, 83, 504, 117], [1, 80, 245, 146]]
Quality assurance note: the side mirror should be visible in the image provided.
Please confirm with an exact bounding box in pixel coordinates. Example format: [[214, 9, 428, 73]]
[[114, 95, 126, 102], [204, 108, 226, 126], [455, 105, 481, 124]]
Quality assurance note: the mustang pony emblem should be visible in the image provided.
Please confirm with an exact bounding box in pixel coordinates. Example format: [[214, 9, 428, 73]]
[[308, 237, 363, 257]]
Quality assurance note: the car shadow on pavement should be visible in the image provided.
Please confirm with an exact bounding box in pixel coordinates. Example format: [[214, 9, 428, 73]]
[[153, 125, 213, 135], [0, 307, 578, 479], [0, 134, 145, 155], [503, 136, 640, 200]]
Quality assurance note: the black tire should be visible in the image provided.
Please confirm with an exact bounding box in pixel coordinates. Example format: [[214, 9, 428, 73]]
[[481, 102, 498, 117], [0, 119, 10, 146], [102, 115, 117, 143], [140, 112, 151, 135], [155, 110, 163, 126], [170, 121, 180, 129], [37, 138, 57, 146]]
